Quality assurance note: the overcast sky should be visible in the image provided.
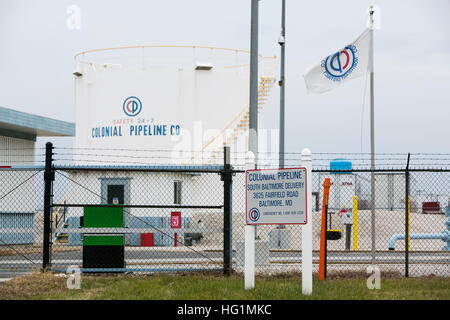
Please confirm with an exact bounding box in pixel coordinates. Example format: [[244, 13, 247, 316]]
[[0, 0, 449, 155]]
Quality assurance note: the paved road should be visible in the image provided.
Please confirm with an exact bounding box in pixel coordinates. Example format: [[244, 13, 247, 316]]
[[1, 250, 449, 270], [0, 271, 29, 282]]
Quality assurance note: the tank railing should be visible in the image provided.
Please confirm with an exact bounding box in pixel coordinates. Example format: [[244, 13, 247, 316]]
[[75, 45, 276, 69]]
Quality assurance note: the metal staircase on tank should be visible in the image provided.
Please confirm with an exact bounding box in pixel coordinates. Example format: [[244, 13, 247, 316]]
[[52, 195, 69, 244], [53, 218, 69, 244], [205, 76, 276, 164]]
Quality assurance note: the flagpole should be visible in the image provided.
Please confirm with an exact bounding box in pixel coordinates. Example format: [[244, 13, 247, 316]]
[[249, 0, 259, 240], [277, 0, 286, 232], [249, 0, 259, 162], [369, 6, 376, 265], [279, 0, 286, 169]]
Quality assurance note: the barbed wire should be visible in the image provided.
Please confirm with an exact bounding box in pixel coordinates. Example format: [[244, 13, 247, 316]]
[[0, 161, 45, 163], [51, 147, 450, 156], [0, 148, 45, 151], [50, 154, 450, 163], [0, 154, 46, 157], [52, 152, 450, 160], [1, 147, 448, 168]]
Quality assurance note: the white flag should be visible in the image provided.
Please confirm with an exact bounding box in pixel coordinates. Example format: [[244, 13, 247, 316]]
[[303, 28, 372, 94]]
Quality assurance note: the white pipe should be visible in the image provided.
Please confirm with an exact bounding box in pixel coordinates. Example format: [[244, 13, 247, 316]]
[[388, 232, 447, 250]]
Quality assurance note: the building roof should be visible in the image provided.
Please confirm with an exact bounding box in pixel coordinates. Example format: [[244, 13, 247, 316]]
[[0, 106, 75, 141]]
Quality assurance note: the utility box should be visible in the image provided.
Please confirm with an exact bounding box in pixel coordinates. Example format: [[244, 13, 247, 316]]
[[236, 240, 270, 266], [67, 216, 82, 246], [269, 228, 291, 249], [319, 174, 356, 211], [82, 206, 125, 270], [140, 233, 154, 247], [83, 206, 124, 228], [374, 173, 416, 210], [341, 211, 353, 225]]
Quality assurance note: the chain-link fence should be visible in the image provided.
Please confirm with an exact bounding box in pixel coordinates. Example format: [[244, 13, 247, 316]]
[[0, 168, 45, 274], [51, 165, 233, 273], [229, 152, 450, 278], [0, 147, 449, 278]]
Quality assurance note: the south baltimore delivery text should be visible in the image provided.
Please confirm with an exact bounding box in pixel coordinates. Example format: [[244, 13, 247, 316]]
[[247, 171, 305, 192]]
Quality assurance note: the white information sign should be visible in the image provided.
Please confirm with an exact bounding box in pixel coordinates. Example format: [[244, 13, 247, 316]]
[[246, 168, 308, 225]]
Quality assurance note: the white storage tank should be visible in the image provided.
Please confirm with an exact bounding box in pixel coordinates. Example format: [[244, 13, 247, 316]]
[[73, 45, 276, 165]]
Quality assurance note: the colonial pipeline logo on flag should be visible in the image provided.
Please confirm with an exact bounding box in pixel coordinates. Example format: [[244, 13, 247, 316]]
[[303, 28, 372, 94], [322, 45, 358, 81]]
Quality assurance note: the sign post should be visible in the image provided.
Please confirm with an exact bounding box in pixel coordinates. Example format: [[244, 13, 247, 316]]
[[245, 152, 256, 290], [301, 148, 313, 295], [244, 149, 312, 294], [244, 224, 255, 289]]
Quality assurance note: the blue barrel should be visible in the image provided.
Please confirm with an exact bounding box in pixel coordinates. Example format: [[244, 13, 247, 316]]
[[330, 158, 352, 173]]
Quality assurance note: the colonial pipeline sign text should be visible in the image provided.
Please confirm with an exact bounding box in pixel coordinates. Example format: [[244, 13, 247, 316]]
[[90, 96, 181, 139], [91, 123, 181, 139], [246, 168, 307, 225]]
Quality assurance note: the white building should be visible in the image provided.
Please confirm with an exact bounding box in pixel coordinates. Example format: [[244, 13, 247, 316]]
[[0, 106, 74, 244]]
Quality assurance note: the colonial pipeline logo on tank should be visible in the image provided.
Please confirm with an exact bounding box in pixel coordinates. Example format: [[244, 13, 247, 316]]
[[123, 96, 142, 117], [91, 96, 181, 139]]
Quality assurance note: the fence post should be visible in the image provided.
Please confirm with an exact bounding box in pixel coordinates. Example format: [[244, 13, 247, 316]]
[[222, 146, 233, 276], [244, 151, 256, 289], [405, 153, 410, 277], [42, 142, 54, 270], [301, 148, 313, 295], [319, 178, 330, 281]]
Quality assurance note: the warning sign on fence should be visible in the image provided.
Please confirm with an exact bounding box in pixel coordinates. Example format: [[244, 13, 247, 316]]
[[246, 168, 307, 225]]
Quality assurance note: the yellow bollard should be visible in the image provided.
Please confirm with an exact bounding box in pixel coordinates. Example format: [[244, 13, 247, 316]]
[[353, 196, 358, 251]]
